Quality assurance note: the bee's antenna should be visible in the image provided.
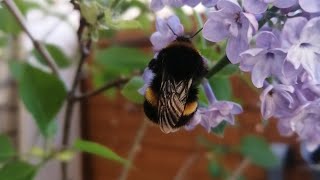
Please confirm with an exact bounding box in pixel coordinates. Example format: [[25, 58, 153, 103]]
[[167, 24, 179, 37], [190, 27, 203, 39]]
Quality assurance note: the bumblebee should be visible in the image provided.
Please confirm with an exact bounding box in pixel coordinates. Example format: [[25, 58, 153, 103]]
[[144, 28, 208, 133]]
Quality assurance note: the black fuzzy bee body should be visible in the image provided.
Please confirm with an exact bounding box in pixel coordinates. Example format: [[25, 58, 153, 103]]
[[144, 36, 208, 133]]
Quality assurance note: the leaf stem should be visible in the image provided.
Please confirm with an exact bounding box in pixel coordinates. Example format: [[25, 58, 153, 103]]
[[2, 0, 60, 77], [72, 77, 130, 101], [206, 55, 230, 78]]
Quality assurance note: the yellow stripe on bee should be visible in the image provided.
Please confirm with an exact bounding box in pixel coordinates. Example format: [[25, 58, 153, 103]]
[[145, 87, 158, 107], [183, 101, 198, 116]]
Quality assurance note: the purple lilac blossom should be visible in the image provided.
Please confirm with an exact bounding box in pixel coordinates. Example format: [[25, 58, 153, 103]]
[[283, 17, 320, 84], [148, 1, 320, 146], [150, 15, 184, 52], [185, 80, 243, 132], [283, 99, 320, 147], [259, 83, 296, 120], [243, 0, 297, 14], [239, 31, 287, 88], [202, 0, 258, 64], [150, 0, 218, 11], [138, 68, 154, 95]]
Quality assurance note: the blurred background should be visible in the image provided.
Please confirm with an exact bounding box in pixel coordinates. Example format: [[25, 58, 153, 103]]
[[0, 0, 319, 180]]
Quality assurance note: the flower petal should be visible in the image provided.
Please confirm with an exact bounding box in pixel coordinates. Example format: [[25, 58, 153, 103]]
[[183, 0, 200, 7], [251, 54, 272, 88], [256, 31, 281, 49], [243, 0, 268, 14], [217, 0, 242, 14], [239, 48, 265, 72], [203, 11, 230, 42], [300, 17, 320, 48], [201, 0, 218, 7], [281, 17, 308, 49], [226, 35, 249, 64], [299, 0, 320, 13], [167, 15, 184, 36], [150, 0, 164, 11], [273, 0, 297, 8]]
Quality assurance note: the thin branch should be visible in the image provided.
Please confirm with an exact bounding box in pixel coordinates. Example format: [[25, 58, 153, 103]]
[[2, 0, 60, 77], [118, 120, 148, 180], [227, 158, 251, 180], [174, 152, 200, 180], [72, 77, 130, 101], [206, 55, 230, 78], [60, 14, 91, 180]]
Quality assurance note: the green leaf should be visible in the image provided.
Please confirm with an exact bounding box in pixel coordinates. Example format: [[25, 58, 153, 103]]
[[0, 161, 37, 180], [211, 121, 227, 137], [239, 135, 279, 168], [10, 62, 67, 136], [208, 161, 223, 178], [0, 7, 20, 34], [33, 44, 71, 68], [121, 76, 144, 104], [96, 46, 150, 79], [74, 139, 128, 165], [0, 135, 15, 162], [209, 77, 232, 100], [0, 0, 38, 34], [45, 120, 58, 139]]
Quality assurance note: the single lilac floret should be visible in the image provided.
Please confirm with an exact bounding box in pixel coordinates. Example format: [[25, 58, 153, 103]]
[[284, 17, 320, 84], [282, 99, 320, 148], [150, 15, 184, 52], [239, 31, 287, 88], [185, 80, 243, 132], [259, 83, 296, 120], [203, 0, 257, 64]]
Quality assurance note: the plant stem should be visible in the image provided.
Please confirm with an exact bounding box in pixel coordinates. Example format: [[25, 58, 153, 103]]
[[206, 55, 230, 78], [2, 0, 60, 77], [73, 77, 130, 101], [60, 15, 91, 180], [118, 120, 148, 180], [227, 158, 251, 180], [194, 11, 207, 49], [174, 152, 200, 180]]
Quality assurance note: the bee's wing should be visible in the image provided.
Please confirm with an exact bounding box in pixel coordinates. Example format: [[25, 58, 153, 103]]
[[158, 75, 193, 133]]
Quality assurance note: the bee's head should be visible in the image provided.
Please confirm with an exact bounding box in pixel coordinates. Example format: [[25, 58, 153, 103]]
[[167, 24, 203, 42], [175, 36, 192, 43]]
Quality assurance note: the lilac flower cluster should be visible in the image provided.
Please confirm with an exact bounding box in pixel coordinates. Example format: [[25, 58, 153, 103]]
[[147, 0, 320, 147]]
